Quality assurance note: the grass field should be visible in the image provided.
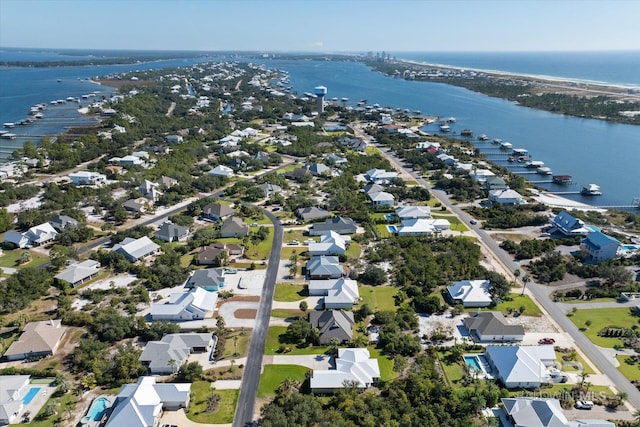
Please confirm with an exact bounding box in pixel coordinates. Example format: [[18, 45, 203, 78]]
[[432, 215, 469, 232], [271, 308, 305, 318], [466, 293, 543, 317], [359, 285, 398, 312], [274, 283, 307, 302], [187, 382, 238, 424], [280, 246, 309, 261], [368, 347, 398, 382], [616, 355, 640, 382], [257, 364, 310, 398], [0, 249, 49, 269], [264, 326, 329, 355], [219, 330, 252, 360], [344, 241, 361, 259], [283, 229, 311, 244], [569, 307, 639, 348], [375, 224, 392, 238]]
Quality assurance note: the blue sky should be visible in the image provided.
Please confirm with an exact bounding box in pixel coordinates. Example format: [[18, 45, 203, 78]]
[[1, 0, 639, 52]]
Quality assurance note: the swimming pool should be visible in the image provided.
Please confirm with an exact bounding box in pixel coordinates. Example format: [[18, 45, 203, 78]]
[[586, 225, 601, 232], [623, 245, 639, 251], [22, 387, 40, 405], [384, 214, 396, 221], [81, 396, 112, 423], [464, 355, 482, 373], [387, 225, 398, 233]]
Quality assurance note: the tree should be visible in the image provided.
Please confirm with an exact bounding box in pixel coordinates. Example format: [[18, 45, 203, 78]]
[[168, 358, 177, 373], [0, 208, 13, 233], [176, 361, 203, 382], [521, 274, 531, 296], [358, 265, 387, 286], [299, 301, 308, 312]]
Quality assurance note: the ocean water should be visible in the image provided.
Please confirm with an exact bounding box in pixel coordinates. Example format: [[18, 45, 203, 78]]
[[1, 50, 639, 208]]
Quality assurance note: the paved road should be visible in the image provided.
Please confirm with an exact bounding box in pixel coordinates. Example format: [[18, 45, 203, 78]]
[[233, 208, 283, 427], [375, 143, 640, 410]]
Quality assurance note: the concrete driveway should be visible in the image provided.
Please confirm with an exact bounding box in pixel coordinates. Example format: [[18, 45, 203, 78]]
[[270, 354, 333, 370]]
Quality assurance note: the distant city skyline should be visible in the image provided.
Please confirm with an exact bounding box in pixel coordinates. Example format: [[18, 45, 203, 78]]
[[1, 0, 639, 52]]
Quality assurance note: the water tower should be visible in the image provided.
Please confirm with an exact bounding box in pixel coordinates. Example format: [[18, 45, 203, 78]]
[[314, 85, 327, 113]]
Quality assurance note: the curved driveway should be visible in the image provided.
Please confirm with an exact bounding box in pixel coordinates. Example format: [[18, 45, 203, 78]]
[[376, 142, 640, 410]]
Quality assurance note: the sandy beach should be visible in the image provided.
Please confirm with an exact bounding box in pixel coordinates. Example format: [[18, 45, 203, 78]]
[[529, 188, 607, 212]]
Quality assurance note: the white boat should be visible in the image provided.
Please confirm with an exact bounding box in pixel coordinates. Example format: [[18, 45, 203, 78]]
[[447, 117, 456, 123], [537, 167, 552, 175], [34, 113, 44, 119], [581, 184, 602, 196], [439, 123, 451, 132], [478, 134, 489, 141], [3, 123, 15, 128], [526, 160, 545, 168]]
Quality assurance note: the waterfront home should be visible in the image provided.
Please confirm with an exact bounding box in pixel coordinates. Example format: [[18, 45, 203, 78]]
[[308, 231, 348, 256], [201, 202, 235, 221], [395, 205, 431, 220], [309, 311, 355, 344], [296, 206, 331, 222], [485, 346, 555, 389], [139, 333, 215, 374], [310, 348, 380, 393], [463, 312, 525, 342], [415, 141, 440, 150], [104, 377, 190, 427], [219, 216, 249, 238], [484, 176, 508, 192], [306, 256, 344, 279], [208, 165, 234, 178], [184, 268, 225, 291], [112, 236, 160, 262], [309, 278, 360, 309], [48, 214, 79, 231], [150, 287, 218, 321], [501, 397, 615, 427], [154, 222, 190, 242], [469, 168, 495, 183], [580, 231, 621, 262], [54, 260, 101, 288], [447, 280, 492, 307], [550, 211, 591, 236], [3, 222, 58, 248], [488, 188, 526, 206], [0, 375, 30, 425], [436, 153, 457, 166], [308, 217, 357, 236], [69, 171, 106, 186], [3, 320, 67, 361]]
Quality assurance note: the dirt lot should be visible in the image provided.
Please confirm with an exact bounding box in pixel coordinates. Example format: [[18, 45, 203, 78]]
[[234, 309, 257, 319]]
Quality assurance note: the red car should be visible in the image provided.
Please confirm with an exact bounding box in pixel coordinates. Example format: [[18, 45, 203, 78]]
[[538, 338, 556, 345]]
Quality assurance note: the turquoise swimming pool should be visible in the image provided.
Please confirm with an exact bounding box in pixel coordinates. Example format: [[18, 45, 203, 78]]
[[22, 387, 40, 405], [464, 355, 482, 372], [81, 396, 111, 423], [387, 225, 398, 233]]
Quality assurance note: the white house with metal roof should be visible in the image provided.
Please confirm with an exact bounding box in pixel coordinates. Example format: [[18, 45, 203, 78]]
[[397, 218, 450, 236], [112, 236, 160, 262], [3, 222, 58, 248], [0, 375, 30, 425], [485, 346, 556, 389], [309, 278, 360, 309], [501, 397, 615, 427], [310, 348, 380, 393], [488, 188, 526, 206], [139, 333, 215, 374], [150, 287, 218, 321], [447, 280, 493, 307], [395, 205, 431, 219], [69, 171, 106, 186], [54, 259, 101, 287], [308, 231, 348, 256]]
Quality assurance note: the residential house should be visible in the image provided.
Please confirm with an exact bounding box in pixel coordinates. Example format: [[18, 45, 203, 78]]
[[184, 268, 225, 291], [550, 211, 591, 236], [469, 168, 495, 183], [339, 137, 367, 152], [0, 375, 30, 425], [104, 377, 190, 427], [112, 236, 160, 262], [362, 182, 385, 195], [109, 155, 145, 167], [220, 216, 249, 238], [123, 197, 152, 213], [201, 203, 235, 221], [501, 397, 615, 427], [164, 134, 184, 143], [48, 214, 79, 232], [310, 348, 380, 393], [139, 333, 215, 374], [325, 153, 347, 166], [258, 183, 283, 198], [154, 222, 190, 242], [368, 190, 395, 206], [415, 141, 440, 150], [69, 171, 106, 186], [463, 312, 525, 342], [54, 259, 101, 287], [485, 345, 556, 388], [305, 163, 331, 176], [309, 278, 360, 309], [447, 280, 493, 307], [296, 206, 331, 222], [3, 222, 58, 248], [208, 165, 234, 178], [484, 176, 508, 192], [308, 231, 348, 256], [150, 287, 218, 321], [195, 243, 244, 266], [309, 217, 357, 236], [283, 167, 311, 182], [139, 180, 162, 201], [436, 153, 457, 166], [581, 231, 621, 262], [365, 168, 398, 184], [489, 188, 526, 206], [3, 320, 67, 361], [395, 205, 431, 220], [397, 218, 450, 236], [309, 311, 355, 344], [306, 256, 344, 279], [159, 175, 178, 188]]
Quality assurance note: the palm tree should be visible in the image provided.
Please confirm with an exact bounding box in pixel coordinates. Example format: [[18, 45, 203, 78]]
[[579, 370, 590, 389], [514, 268, 521, 287], [521, 274, 531, 296], [168, 358, 177, 373], [633, 409, 640, 421]]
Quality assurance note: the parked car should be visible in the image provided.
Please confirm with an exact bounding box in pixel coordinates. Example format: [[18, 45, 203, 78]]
[[575, 400, 594, 410], [470, 219, 477, 225], [538, 338, 556, 345]]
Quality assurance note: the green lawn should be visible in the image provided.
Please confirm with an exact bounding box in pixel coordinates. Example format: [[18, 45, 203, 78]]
[[344, 241, 361, 259], [368, 347, 398, 382], [569, 307, 639, 348], [375, 224, 392, 238], [365, 146, 380, 155], [559, 353, 596, 375], [0, 249, 49, 269], [274, 283, 307, 302], [219, 330, 252, 360], [564, 297, 617, 304], [432, 215, 468, 232], [187, 382, 238, 424], [283, 229, 311, 243], [246, 227, 274, 260], [271, 308, 305, 318], [616, 355, 640, 382], [264, 326, 329, 355], [465, 293, 543, 317], [257, 364, 310, 398], [359, 285, 398, 312], [280, 246, 309, 261], [26, 384, 76, 427]]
